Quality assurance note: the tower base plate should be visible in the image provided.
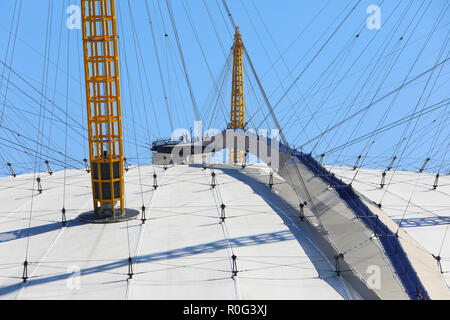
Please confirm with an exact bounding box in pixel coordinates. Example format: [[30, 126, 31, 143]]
[[78, 208, 140, 224]]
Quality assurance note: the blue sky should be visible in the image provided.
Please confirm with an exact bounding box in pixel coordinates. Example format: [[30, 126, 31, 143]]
[[0, 0, 448, 176]]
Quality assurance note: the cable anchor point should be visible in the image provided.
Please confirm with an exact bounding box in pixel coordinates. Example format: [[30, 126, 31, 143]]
[[231, 255, 238, 277], [45, 160, 53, 175], [61, 208, 67, 227], [83, 158, 90, 173], [241, 152, 247, 169], [268, 172, 274, 189], [7, 162, 16, 178], [319, 153, 325, 165], [335, 253, 344, 276], [220, 203, 226, 222], [141, 205, 146, 224], [211, 172, 216, 188], [433, 173, 439, 190], [387, 156, 397, 171], [36, 177, 43, 193], [153, 173, 158, 190], [22, 260, 28, 283], [419, 157, 430, 173], [127, 257, 134, 279], [163, 156, 168, 171], [432, 254, 443, 273], [299, 202, 306, 221], [353, 155, 362, 170], [380, 171, 386, 188]]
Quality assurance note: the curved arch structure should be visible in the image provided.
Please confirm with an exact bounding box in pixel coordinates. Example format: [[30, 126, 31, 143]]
[[163, 129, 449, 300]]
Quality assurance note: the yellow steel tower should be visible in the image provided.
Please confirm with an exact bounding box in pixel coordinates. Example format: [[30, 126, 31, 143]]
[[229, 27, 245, 164], [81, 0, 125, 216]]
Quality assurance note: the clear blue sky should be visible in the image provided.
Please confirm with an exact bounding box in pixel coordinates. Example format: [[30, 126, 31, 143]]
[[0, 0, 448, 176]]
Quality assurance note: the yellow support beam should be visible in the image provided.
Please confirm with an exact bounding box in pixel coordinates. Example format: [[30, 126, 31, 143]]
[[229, 27, 245, 164], [80, 0, 124, 216]]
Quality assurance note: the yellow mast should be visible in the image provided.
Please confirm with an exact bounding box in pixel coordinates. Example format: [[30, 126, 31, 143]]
[[229, 27, 245, 164], [80, 0, 124, 216]]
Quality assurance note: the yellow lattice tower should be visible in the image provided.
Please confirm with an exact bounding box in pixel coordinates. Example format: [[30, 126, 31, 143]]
[[81, 0, 124, 216], [229, 27, 245, 164]]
